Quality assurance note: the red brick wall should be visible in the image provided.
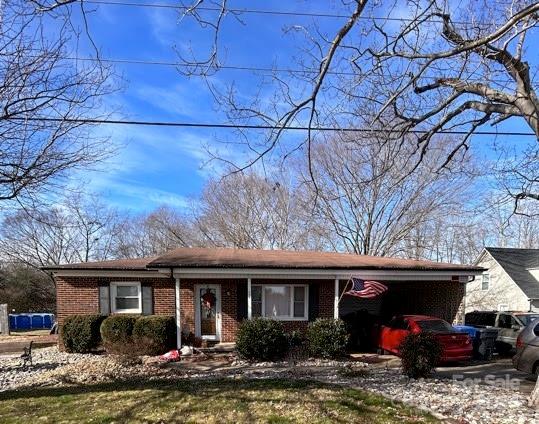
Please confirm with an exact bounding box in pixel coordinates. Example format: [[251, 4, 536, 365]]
[[221, 280, 238, 342], [56, 275, 337, 343], [56, 276, 99, 324], [319, 280, 335, 318], [56, 275, 465, 343], [152, 278, 175, 315], [380, 281, 465, 323], [56, 275, 175, 326]]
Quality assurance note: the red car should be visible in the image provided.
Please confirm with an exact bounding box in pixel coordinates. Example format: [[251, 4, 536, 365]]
[[378, 315, 473, 363]]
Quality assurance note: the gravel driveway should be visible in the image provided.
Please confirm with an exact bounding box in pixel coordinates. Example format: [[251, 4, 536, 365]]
[[436, 357, 536, 394]]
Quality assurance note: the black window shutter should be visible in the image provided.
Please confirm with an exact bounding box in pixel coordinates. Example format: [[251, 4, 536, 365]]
[[142, 285, 153, 315], [308, 283, 319, 322], [99, 285, 110, 315], [237, 281, 248, 321]]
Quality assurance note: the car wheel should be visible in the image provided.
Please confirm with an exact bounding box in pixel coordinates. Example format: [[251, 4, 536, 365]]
[[495, 341, 512, 356], [533, 362, 539, 380]]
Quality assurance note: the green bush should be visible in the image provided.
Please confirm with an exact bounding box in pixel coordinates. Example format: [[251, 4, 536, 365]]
[[100, 315, 138, 355], [287, 330, 304, 348], [399, 332, 443, 379], [306, 318, 349, 359], [133, 316, 176, 356], [236, 318, 288, 361], [61, 314, 106, 353]]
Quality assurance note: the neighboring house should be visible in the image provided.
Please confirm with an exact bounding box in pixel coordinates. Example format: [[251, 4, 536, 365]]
[[44, 247, 482, 348], [467, 247, 539, 313]]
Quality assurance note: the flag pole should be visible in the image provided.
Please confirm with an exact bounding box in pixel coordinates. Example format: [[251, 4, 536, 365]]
[[337, 276, 353, 304]]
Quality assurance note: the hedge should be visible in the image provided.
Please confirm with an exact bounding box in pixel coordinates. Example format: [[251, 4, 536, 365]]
[[306, 318, 349, 359], [61, 314, 106, 353], [236, 318, 288, 361], [100, 315, 138, 355], [132, 316, 176, 355]]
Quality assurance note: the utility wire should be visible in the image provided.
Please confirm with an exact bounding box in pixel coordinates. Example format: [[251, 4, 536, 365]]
[[17, 117, 536, 136], [57, 55, 518, 86], [83, 0, 493, 25]]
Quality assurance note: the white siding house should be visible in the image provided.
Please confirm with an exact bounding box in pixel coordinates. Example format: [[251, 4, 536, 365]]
[[466, 248, 539, 313]]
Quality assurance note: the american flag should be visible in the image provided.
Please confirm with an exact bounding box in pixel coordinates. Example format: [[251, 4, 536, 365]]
[[345, 277, 388, 299]]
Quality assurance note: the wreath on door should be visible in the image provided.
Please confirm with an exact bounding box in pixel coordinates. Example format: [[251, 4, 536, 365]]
[[201, 289, 216, 311]]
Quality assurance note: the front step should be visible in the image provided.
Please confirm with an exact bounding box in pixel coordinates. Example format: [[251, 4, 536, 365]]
[[198, 342, 235, 353]]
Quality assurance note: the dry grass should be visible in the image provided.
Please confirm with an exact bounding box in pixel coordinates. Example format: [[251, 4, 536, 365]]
[[0, 378, 438, 423]]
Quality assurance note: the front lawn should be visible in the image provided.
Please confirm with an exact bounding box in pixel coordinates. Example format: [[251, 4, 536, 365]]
[[0, 378, 438, 423]]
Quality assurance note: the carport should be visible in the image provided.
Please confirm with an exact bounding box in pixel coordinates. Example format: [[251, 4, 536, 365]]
[[337, 275, 474, 351]]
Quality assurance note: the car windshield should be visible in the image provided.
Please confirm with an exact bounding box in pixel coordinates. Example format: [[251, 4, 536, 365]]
[[415, 319, 454, 333], [465, 312, 496, 327], [516, 314, 539, 326]]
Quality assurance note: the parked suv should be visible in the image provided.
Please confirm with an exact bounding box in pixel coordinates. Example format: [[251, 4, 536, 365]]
[[513, 320, 539, 376], [465, 311, 539, 352]]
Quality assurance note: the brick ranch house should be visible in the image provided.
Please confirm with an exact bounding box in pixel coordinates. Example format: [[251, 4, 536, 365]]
[[45, 247, 483, 348]]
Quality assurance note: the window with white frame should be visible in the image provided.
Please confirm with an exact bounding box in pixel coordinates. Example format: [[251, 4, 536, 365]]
[[481, 273, 490, 291], [111, 282, 141, 313], [251, 284, 308, 320]]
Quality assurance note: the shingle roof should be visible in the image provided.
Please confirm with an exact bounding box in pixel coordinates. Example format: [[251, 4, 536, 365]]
[[43, 247, 482, 272], [485, 247, 539, 298], [42, 257, 157, 271], [146, 247, 480, 271]]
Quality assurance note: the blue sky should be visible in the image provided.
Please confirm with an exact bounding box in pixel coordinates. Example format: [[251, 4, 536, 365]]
[[71, 0, 345, 211], [63, 1, 536, 213]]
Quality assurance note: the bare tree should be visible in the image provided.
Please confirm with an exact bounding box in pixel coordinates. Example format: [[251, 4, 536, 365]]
[[403, 212, 489, 264], [194, 172, 329, 250], [303, 132, 476, 256], [0, 264, 55, 312], [0, 0, 113, 204], [176, 1, 538, 209], [362, 1, 539, 207], [0, 194, 122, 270], [113, 206, 197, 258]]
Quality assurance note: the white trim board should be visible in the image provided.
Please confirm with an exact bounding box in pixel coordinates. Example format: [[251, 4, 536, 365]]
[[50, 267, 480, 281], [168, 267, 480, 281], [51, 270, 168, 278]]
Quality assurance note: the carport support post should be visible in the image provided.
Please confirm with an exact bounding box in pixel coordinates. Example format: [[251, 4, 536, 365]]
[[334, 278, 339, 319], [247, 278, 252, 320], [175, 276, 181, 349]]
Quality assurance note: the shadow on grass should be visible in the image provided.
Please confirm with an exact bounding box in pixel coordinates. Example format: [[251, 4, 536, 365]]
[[0, 378, 322, 401], [0, 378, 437, 423]]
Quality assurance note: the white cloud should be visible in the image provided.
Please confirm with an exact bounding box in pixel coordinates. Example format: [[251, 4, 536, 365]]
[[83, 174, 192, 211]]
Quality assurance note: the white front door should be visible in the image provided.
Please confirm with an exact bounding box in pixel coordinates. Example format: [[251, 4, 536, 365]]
[[194, 284, 221, 341]]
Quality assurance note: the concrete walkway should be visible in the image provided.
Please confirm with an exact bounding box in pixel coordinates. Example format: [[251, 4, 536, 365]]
[[0, 333, 57, 355]]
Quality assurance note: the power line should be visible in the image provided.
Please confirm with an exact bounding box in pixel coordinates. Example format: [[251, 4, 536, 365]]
[[60, 55, 518, 86], [83, 0, 488, 25], [19, 116, 537, 136]]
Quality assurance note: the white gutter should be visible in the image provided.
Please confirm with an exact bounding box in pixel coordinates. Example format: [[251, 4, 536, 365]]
[[164, 267, 481, 281], [49, 270, 167, 278]]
